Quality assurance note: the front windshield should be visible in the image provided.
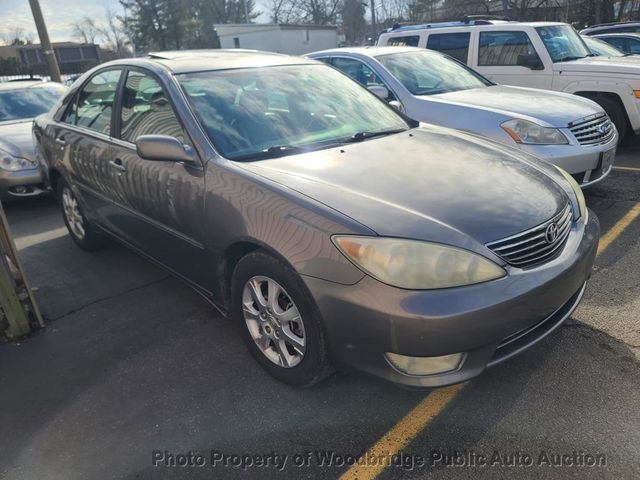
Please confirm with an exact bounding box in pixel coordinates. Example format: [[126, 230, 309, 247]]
[[583, 36, 625, 56], [0, 84, 64, 122], [377, 50, 492, 96], [536, 25, 592, 62], [178, 65, 408, 160]]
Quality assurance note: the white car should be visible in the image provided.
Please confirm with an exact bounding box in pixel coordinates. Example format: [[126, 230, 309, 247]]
[[307, 46, 617, 187], [377, 20, 640, 141]]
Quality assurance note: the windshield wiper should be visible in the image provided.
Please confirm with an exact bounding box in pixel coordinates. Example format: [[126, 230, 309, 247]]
[[557, 55, 588, 62], [345, 128, 408, 143], [231, 145, 305, 161]]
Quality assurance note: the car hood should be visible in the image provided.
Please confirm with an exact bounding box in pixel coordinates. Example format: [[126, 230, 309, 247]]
[[431, 85, 603, 127], [591, 54, 640, 63], [552, 56, 640, 75], [0, 120, 35, 160], [237, 126, 568, 247]]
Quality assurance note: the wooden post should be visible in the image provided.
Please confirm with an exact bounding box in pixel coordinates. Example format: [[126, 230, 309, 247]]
[[0, 202, 44, 338], [0, 252, 30, 338]]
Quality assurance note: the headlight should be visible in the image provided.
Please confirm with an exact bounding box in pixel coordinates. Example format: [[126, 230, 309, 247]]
[[0, 153, 36, 171], [501, 119, 569, 145], [332, 236, 506, 290], [554, 166, 587, 220]]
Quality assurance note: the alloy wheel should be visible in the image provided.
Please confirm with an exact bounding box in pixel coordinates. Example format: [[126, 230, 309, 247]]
[[62, 187, 86, 240], [242, 275, 306, 368]]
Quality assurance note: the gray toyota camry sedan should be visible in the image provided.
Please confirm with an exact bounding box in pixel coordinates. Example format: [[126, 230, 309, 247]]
[[34, 50, 599, 388]]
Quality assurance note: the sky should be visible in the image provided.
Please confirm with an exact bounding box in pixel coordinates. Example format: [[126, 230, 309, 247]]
[[0, 0, 269, 44]]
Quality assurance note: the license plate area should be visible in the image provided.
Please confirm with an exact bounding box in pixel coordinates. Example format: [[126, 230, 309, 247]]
[[597, 148, 616, 171]]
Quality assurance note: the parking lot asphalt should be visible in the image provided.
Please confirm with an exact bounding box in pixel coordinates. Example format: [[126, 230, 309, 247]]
[[1, 143, 639, 480]]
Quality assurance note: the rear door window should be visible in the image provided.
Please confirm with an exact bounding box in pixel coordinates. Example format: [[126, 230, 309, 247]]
[[426, 33, 471, 62], [74, 69, 122, 135]]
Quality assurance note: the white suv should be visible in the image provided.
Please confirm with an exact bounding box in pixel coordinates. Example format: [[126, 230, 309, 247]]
[[378, 20, 640, 140]]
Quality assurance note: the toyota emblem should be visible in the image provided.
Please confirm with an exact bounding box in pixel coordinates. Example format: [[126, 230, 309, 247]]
[[545, 222, 559, 244]]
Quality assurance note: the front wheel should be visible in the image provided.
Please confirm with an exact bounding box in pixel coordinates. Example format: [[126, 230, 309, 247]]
[[595, 96, 629, 143], [58, 177, 108, 251], [232, 251, 333, 387]]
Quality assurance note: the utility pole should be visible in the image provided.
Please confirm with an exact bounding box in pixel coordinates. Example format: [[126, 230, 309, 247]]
[[243, 0, 250, 23], [27, 0, 61, 83], [370, 0, 377, 44]]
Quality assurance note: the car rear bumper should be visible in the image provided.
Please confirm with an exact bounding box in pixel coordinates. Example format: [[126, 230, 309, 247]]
[[0, 168, 46, 200], [303, 211, 599, 388]]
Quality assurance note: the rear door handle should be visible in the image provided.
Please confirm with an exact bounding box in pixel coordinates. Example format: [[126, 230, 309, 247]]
[[109, 158, 127, 173], [55, 136, 67, 146]]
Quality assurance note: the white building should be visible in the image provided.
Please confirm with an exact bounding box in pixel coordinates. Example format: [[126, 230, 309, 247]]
[[213, 24, 339, 55]]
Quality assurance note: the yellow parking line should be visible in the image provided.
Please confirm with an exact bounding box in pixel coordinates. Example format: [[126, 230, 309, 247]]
[[597, 203, 640, 255], [340, 202, 640, 480], [338, 383, 466, 480], [613, 166, 640, 173]]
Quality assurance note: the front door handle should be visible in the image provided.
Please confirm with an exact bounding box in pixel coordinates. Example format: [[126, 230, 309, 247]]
[[109, 159, 127, 173], [55, 136, 67, 146]]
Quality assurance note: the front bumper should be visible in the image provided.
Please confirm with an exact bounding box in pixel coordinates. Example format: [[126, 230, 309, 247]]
[[0, 168, 46, 200], [519, 134, 617, 188], [303, 211, 599, 388]]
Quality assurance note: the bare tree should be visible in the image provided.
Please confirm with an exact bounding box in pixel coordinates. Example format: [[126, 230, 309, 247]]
[[270, 0, 298, 23], [0, 27, 28, 46], [343, 0, 366, 44], [377, 0, 412, 23], [70, 7, 131, 57], [269, 0, 342, 24], [72, 18, 101, 44], [98, 7, 131, 57], [502, 0, 551, 20]]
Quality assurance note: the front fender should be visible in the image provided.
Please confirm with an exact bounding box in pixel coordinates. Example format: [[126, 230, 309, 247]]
[[561, 80, 640, 131]]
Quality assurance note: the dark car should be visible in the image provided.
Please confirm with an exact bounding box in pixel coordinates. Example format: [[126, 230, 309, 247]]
[[34, 51, 599, 388], [593, 33, 640, 55], [0, 80, 66, 199], [581, 21, 640, 36]]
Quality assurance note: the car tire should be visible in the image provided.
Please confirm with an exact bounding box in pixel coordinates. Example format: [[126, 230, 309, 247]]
[[232, 251, 333, 387], [595, 96, 628, 142], [57, 177, 108, 251]]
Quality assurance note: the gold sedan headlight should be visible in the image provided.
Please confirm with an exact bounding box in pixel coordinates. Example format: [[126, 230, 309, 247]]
[[333, 236, 506, 290]]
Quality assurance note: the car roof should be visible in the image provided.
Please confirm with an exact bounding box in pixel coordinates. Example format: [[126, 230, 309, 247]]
[[384, 20, 565, 34], [119, 49, 319, 74], [308, 46, 420, 58], [0, 80, 61, 91], [593, 32, 640, 38], [583, 21, 640, 29]]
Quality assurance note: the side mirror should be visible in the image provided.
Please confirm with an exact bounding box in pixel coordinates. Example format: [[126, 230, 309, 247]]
[[388, 100, 403, 112], [368, 85, 389, 100], [135, 135, 197, 164], [517, 54, 544, 70]]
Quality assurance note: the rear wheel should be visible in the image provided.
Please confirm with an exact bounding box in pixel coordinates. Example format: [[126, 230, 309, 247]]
[[232, 251, 333, 387], [57, 177, 108, 251]]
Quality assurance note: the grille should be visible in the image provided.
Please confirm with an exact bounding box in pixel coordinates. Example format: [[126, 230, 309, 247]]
[[486, 204, 572, 268], [569, 114, 615, 145]]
